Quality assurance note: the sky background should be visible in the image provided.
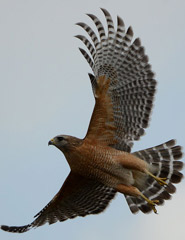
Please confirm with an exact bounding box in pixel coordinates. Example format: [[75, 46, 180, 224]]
[[0, 0, 185, 239]]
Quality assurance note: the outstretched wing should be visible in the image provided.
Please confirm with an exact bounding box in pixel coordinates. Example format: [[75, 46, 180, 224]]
[[1, 172, 116, 233], [76, 8, 156, 152]]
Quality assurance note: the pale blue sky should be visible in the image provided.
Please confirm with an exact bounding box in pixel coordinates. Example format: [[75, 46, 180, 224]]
[[0, 0, 185, 240]]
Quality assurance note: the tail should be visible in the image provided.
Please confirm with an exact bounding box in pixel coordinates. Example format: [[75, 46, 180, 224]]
[[125, 139, 184, 214]]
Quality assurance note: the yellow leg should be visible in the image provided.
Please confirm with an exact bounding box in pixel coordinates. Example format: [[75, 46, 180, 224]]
[[145, 170, 167, 186], [116, 184, 159, 214]]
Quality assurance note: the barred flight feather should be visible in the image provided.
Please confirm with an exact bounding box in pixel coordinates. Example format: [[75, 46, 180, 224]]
[[76, 8, 157, 152], [1, 172, 116, 233]]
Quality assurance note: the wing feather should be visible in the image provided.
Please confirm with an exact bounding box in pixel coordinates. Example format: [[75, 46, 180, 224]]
[[1, 172, 116, 233], [77, 9, 156, 152]]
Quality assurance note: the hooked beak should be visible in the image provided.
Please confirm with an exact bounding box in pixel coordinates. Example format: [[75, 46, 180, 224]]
[[48, 139, 54, 146]]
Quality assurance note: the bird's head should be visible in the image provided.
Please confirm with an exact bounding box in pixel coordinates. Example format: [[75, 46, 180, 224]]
[[48, 134, 82, 152]]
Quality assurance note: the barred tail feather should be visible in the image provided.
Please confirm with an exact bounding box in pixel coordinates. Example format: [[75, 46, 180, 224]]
[[125, 139, 184, 214]]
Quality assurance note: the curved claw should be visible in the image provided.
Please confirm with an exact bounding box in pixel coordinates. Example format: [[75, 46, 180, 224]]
[[140, 192, 160, 214], [157, 177, 167, 186], [146, 170, 168, 186], [148, 199, 159, 214]]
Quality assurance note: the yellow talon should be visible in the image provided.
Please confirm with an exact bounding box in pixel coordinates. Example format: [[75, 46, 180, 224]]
[[147, 199, 159, 214], [146, 171, 167, 186], [156, 177, 167, 186], [139, 192, 159, 214]]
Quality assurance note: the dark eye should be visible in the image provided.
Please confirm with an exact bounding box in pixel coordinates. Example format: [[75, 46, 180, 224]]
[[57, 136, 64, 141]]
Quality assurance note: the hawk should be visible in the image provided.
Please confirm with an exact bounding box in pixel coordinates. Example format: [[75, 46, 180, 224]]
[[1, 8, 184, 234]]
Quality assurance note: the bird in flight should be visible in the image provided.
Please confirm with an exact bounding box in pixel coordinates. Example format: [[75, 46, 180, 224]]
[[1, 8, 183, 234]]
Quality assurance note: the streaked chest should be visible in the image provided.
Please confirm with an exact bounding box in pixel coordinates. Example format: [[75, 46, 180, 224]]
[[64, 142, 133, 186]]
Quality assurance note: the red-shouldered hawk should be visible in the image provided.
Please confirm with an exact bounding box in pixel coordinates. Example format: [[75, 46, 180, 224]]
[[1, 8, 184, 234]]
